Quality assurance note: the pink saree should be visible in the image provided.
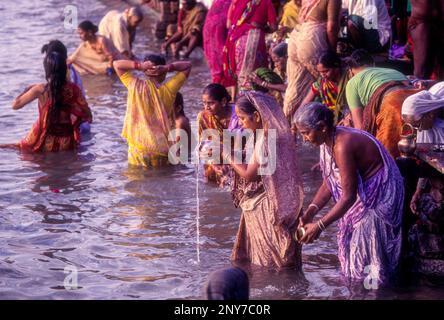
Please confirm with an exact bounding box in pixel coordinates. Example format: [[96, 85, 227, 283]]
[[222, 0, 277, 88], [203, 0, 232, 84]]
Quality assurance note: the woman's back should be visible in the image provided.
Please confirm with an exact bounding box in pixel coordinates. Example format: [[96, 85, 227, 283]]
[[334, 127, 384, 180]]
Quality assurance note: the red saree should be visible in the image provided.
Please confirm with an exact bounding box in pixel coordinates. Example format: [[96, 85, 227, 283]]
[[20, 82, 92, 152]]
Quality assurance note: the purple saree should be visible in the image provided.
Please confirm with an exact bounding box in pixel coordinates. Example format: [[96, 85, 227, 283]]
[[320, 127, 404, 283]]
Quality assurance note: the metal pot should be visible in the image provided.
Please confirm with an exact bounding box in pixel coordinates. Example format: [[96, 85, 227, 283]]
[[398, 123, 417, 158]]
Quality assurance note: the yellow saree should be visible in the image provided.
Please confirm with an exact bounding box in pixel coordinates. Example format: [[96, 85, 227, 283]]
[[119, 71, 187, 167]]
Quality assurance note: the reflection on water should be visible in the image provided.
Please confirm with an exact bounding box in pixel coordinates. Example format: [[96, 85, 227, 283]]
[[1, 0, 444, 300]]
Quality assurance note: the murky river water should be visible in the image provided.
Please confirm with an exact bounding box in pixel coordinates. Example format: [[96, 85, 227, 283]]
[[1, 0, 443, 300]]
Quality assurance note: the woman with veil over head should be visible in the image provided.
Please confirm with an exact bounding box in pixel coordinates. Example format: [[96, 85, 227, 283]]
[[221, 91, 304, 268]]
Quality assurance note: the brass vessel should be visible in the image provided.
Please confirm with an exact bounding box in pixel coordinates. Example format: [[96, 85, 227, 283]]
[[398, 123, 417, 158]]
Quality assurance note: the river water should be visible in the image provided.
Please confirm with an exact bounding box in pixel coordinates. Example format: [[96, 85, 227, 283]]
[[0, 0, 443, 300]]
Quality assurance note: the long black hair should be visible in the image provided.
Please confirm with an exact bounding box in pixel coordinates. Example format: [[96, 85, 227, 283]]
[[41, 40, 68, 60], [44, 52, 67, 123]]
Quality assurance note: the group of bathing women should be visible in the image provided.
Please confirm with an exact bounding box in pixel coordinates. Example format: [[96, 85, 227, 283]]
[[1, 32, 405, 286]]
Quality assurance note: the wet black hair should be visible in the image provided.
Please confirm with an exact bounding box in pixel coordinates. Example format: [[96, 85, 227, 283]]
[[144, 54, 166, 66], [203, 83, 231, 103], [346, 49, 375, 68], [78, 20, 98, 34], [44, 52, 67, 124], [174, 92, 185, 117], [318, 51, 341, 69], [41, 40, 68, 61], [236, 96, 257, 116]]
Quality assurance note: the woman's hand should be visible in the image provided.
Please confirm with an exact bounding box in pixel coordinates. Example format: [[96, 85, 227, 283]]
[[248, 73, 263, 86], [299, 222, 321, 244], [297, 212, 311, 229], [145, 64, 169, 77]]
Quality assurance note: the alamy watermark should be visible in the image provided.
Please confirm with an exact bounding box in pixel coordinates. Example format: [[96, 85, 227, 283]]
[[168, 128, 277, 176], [63, 265, 78, 290], [63, 5, 78, 30], [363, 264, 380, 290]]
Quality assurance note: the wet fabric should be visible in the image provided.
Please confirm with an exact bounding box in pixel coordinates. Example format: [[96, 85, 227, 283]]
[[284, 20, 328, 120], [230, 91, 303, 268], [69, 37, 120, 75], [119, 71, 186, 167], [98, 10, 131, 54], [320, 126, 404, 283], [20, 82, 92, 152], [197, 104, 240, 185]]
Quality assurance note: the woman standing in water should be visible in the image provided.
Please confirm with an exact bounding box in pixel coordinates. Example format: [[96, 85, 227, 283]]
[[222, 92, 303, 268], [294, 102, 403, 284], [198, 83, 239, 185], [1, 52, 92, 152]]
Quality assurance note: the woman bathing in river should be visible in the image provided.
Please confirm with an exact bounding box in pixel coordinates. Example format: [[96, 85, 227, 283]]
[[222, 91, 303, 268], [69, 20, 120, 75], [1, 52, 92, 152], [294, 102, 404, 284]]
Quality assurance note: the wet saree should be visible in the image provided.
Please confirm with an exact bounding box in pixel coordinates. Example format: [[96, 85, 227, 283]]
[[197, 104, 240, 185], [120, 72, 186, 168], [231, 91, 304, 268], [20, 82, 92, 153], [363, 81, 420, 158], [203, 0, 231, 84], [320, 127, 404, 283], [222, 0, 277, 88], [69, 37, 119, 75]]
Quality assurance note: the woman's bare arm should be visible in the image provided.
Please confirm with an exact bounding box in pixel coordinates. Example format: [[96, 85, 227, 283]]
[[350, 107, 363, 129], [300, 136, 358, 243], [12, 84, 45, 110], [301, 89, 317, 107]]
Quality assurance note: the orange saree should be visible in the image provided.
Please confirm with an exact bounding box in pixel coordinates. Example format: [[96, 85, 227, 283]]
[[197, 106, 237, 185], [363, 81, 419, 158]]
